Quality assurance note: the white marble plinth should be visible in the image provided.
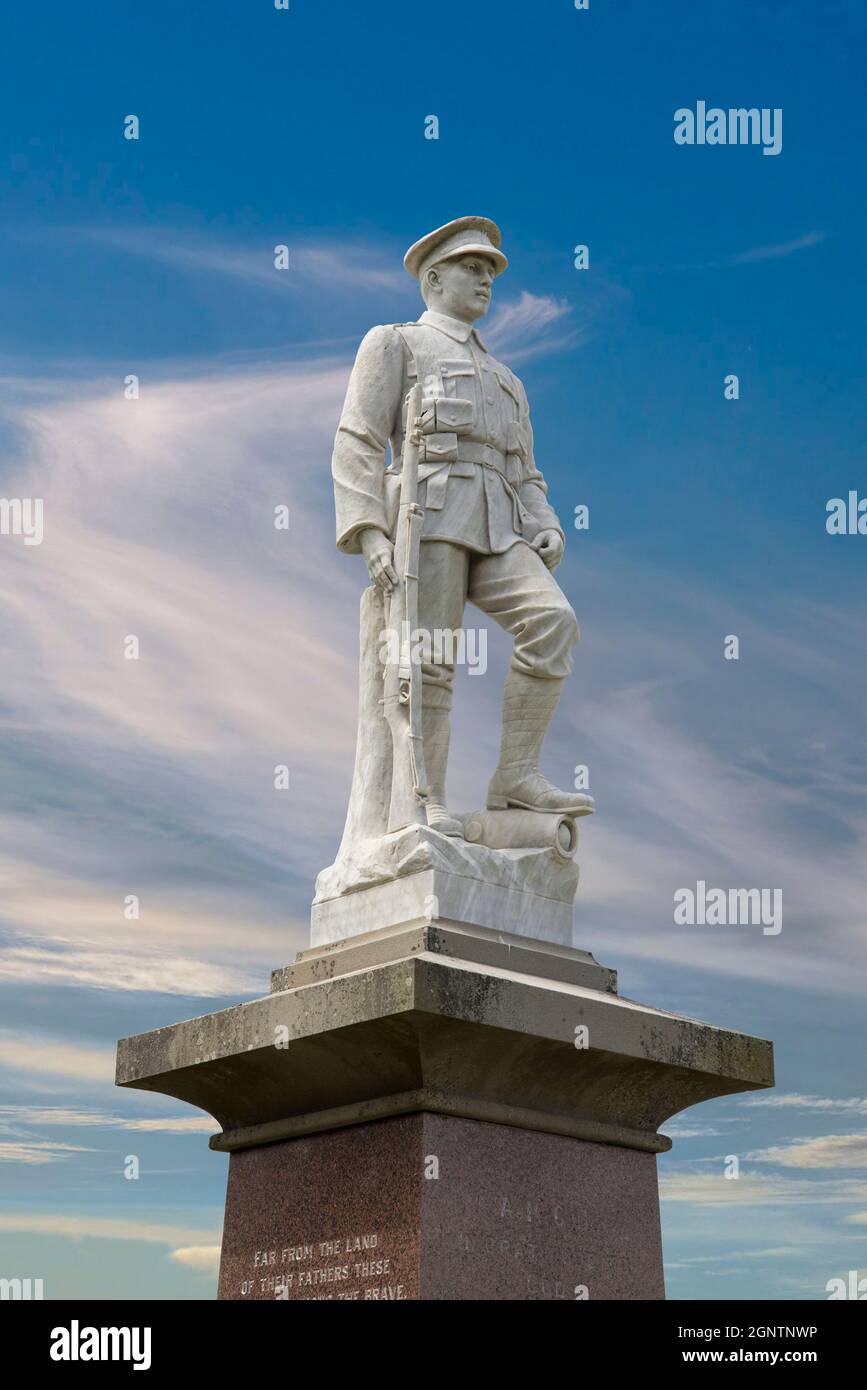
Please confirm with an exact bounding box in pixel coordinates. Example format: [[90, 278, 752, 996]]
[[311, 821, 580, 947]]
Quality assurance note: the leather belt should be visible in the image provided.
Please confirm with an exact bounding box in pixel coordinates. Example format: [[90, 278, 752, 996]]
[[387, 443, 508, 476], [390, 446, 520, 524], [455, 443, 508, 471]]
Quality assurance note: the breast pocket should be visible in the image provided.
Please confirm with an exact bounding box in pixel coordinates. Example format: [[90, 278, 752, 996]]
[[440, 358, 477, 402]]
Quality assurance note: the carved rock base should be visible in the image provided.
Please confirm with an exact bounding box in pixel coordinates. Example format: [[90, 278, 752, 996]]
[[312, 823, 581, 946]]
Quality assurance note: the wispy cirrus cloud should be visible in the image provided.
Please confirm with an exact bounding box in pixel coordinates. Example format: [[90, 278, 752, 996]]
[[660, 1165, 867, 1298], [0, 1105, 214, 1133], [0, 355, 360, 995], [660, 1124, 728, 1139], [169, 1245, 221, 1272], [651, 230, 828, 275], [548, 571, 867, 996], [750, 1134, 867, 1169], [484, 290, 572, 351], [661, 1170, 867, 1206], [667, 1245, 802, 1266], [59, 227, 621, 363], [0, 1033, 114, 1083], [65, 225, 407, 295], [482, 288, 613, 363], [0, 1101, 213, 1162], [0, 848, 273, 994], [0, 1139, 96, 1165], [725, 230, 826, 265], [743, 1094, 867, 1116], [0, 1212, 221, 1248], [0, 937, 261, 996]]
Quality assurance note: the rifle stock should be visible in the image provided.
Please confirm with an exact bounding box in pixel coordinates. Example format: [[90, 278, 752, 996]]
[[383, 383, 428, 832]]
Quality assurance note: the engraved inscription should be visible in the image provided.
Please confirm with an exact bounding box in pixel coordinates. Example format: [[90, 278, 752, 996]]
[[238, 1232, 406, 1301], [455, 1194, 577, 1300]]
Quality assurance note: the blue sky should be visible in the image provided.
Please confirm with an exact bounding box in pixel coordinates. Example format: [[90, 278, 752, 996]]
[[0, 0, 865, 1301]]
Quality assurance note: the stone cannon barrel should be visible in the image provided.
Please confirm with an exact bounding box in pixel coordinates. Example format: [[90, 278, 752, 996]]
[[460, 808, 579, 861]]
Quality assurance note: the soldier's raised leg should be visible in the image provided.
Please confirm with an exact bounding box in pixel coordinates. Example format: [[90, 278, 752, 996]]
[[466, 542, 593, 815]]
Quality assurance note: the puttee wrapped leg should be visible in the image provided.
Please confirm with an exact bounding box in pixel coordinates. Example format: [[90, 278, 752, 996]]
[[487, 671, 595, 815]]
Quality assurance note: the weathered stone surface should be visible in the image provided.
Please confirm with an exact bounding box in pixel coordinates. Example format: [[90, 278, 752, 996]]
[[217, 1112, 665, 1302], [116, 922, 773, 1301], [273, 920, 617, 995], [116, 924, 773, 1155]]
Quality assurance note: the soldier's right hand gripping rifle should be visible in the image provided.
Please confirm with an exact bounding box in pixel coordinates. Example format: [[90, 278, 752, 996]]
[[382, 383, 429, 833]]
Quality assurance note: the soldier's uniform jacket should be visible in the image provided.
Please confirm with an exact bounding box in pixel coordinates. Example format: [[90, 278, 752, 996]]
[[333, 309, 564, 556]]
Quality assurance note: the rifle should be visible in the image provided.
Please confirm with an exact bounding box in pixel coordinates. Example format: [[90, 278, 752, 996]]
[[382, 383, 429, 832]]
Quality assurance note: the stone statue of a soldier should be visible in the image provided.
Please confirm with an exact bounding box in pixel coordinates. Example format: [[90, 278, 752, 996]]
[[332, 216, 593, 846]]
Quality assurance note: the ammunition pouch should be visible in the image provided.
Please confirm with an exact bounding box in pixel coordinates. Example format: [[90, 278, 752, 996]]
[[419, 397, 473, 464]]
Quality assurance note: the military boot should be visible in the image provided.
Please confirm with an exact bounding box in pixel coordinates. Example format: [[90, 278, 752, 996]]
[[487, 670, 595, 815]]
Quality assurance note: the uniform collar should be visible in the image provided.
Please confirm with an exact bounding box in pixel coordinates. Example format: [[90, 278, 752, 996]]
[[418, 309, 488, 352]]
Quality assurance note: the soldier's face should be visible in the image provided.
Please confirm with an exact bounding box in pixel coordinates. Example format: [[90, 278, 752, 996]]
[[430, 254, 497, 323]]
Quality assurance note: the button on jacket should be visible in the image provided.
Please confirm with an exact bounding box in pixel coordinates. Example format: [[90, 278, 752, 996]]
[[332, 310, 564, 556]]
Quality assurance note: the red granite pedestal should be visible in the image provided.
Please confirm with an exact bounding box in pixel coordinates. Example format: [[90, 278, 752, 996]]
[[217, 1111, 664, 1302]]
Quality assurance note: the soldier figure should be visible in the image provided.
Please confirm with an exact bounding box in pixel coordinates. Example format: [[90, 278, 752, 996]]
[[332, 216, 593, 840]]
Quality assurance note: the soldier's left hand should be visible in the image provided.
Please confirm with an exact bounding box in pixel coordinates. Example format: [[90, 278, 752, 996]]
[[532, 529, 564, 569]]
